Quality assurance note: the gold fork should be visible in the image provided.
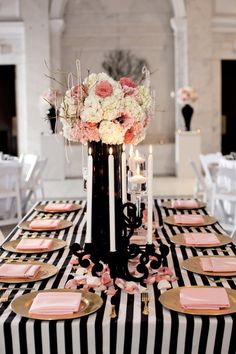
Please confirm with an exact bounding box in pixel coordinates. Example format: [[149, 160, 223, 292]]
[[110, 304, 117, 318], [141, 292, 149, 315]]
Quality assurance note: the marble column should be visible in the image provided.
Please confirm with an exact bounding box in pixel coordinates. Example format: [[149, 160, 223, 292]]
[[170, 17, 188, 130]]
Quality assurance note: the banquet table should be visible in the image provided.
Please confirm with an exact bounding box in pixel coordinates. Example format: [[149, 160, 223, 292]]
[[0, 199, 236, 354]]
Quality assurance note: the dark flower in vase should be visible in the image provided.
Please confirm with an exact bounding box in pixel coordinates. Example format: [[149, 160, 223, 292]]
[[177, 86, 198, 131]]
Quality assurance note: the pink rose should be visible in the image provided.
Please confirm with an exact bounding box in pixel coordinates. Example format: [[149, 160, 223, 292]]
[[119, 77, 136, 88], [124, 129, 134, 144], [95, 80, 113, 98], [71, 85, 85, 100]]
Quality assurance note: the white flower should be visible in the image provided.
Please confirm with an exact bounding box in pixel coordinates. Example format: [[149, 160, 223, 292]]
[[80, 106, 103, 123], [123, 96, 145, 122], [99, 120, 124, 144]]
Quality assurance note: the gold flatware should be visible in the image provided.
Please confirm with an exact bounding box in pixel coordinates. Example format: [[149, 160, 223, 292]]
[[207, 276, 236, 284], [141, 292, 149, 315], [110, 304, 117, 318], [0, 286, 35, 291], [0, 296, 11, 303]]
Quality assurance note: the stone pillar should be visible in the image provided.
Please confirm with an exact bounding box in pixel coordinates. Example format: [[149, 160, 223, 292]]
[[21, 0, 51, 154], [170, 17, 188, 130], [50, 19, 64, 75]]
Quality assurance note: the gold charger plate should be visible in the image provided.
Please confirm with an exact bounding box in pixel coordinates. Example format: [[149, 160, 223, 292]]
[[159, 286, 236, 316], [162, 201, 206, 210], [35, 204, 81, 213], [2, 238, 67, 254], [18, 220, 73, 232], [170, 233, 231, 248], [181, 256, 236, 276], [163, 215, 217, 227], [11, 289, 103, 320], [0, 262, 58, 284]]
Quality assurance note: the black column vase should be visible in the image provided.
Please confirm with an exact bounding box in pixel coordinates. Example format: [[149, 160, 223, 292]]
[[47, 106, 57, 134], [181, 104, 194, 131], [88, 141, 123, 263]]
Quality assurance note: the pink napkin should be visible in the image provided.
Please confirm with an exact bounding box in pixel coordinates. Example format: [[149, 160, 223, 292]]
[[171, 200, 198, 209], [200, 257, 236, 272], [180, 287, 230, 309], [0, 263, 41, 278], [29, 219, 60, 230], [173, 215, 204, 225], [183, 233, 220, 245], [29, 292, 82, 316], [130, 235, 146, 245], [44, 203, 74, 212], [16, 238, 53, 251]]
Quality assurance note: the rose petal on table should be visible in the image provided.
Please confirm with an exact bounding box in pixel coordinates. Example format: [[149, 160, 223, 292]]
[[158, 279, 171, 290]]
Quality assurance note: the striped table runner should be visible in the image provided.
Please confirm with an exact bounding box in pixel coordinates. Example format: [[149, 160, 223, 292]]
[[0, 199, 235, 354]]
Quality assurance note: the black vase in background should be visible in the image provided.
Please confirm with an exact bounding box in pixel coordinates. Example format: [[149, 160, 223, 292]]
[[88, 141, 123, 262], [47, 106, 56, 134], [181, 104, 194, 131]]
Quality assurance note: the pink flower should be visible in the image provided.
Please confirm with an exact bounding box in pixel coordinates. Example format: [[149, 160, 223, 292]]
[[119, 77, 137, 88], [101, 271, 113, 286], [105, 286, 117, 297], [124, 130, 134, 144], [95, 80, 113, 98], [65, 279, 78, 289], [70, 121, 100, 144], [119, 112, 134, 131], [71, 85, 85, 100]]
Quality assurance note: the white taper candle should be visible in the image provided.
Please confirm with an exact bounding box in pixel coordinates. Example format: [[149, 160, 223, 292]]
[[147, 145, 153, 244], [86, 147, 93, 243], [108, 147, 116, 252], [121, 144, 127, 204]]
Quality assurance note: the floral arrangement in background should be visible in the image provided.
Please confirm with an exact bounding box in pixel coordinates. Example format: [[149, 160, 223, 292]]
[[41, 88, 62, 133], [176, 86, 198, 105], [59, 72, 152, 145]]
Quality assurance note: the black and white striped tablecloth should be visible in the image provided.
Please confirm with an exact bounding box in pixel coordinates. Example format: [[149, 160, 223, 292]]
[[0, 199, 236, 354]]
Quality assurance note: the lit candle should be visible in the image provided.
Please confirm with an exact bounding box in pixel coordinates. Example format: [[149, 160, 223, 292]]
[[147, 145, 153, 244], [86, 147, 93, 243], [129, 164, 146, 184], [128, 144, 136, 172], [108, 147, 116, 252], [121, 144, 127, 204], [134, 149, 145, 164]]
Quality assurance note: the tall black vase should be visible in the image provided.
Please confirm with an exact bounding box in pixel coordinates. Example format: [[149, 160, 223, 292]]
[[88, 141, 123, 263], [47, 106, 56, 134], [181, 104, 194, 131]]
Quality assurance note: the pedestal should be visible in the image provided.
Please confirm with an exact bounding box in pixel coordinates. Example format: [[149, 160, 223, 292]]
[[175, 130, 201, 178], [41, 134, 65, 180]]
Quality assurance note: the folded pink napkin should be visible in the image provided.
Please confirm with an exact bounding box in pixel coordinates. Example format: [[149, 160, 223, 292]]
[[171, 200, 198, 209], [183, 233, 220, 245], [44, 203, 74, 212], [200, 257, 236, 272], [180, 288, 230, 309], [16, 238, 53, 251], [0, 263, 41, 278], [29, 219, 60, 230], [130, 235, 146, 245], [173, 215, 204, 225], [29, 292, 82, 316]]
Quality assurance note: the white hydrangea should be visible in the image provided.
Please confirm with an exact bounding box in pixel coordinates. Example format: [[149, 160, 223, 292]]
[[99, 120, 124, 144], [80, 106, 103, 123], [123, 96, 145, 122], [60, 118, 72, 141], [136, 86, 152, 111]]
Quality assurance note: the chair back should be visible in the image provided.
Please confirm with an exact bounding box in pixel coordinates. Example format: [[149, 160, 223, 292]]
[[19, 154, 39, 185], [0, 164, 22, 225], [199, 152, 222, 185]]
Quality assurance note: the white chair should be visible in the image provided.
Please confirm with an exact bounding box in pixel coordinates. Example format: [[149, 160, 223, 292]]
[[19, 154, 39, 213], [21, 157, 47, 212], [199, 152, 222, 185], [230, 227, 236, 244], [0, 164, 22, 226], [189, 159, 212, 205], [211, 167, 236, 231]]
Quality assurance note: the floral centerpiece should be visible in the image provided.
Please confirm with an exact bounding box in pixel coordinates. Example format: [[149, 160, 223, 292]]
[[58, 71, 153, 262], [59, 72, 152, 145], [176, 86, 198, 131]]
